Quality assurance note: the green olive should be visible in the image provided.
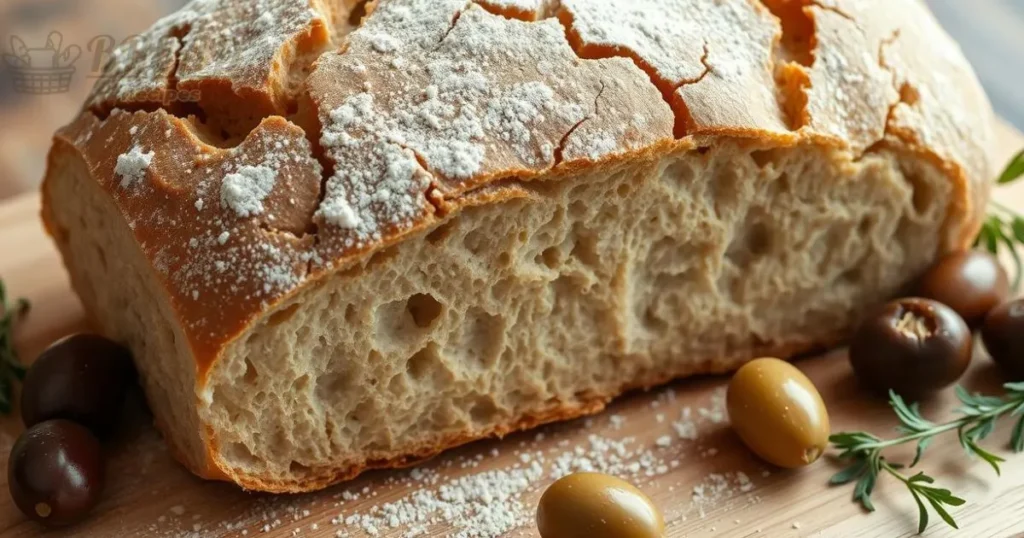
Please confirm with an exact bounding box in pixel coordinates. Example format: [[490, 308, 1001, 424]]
[[536, 472, 664, 538], [727, 357, 830, 468]]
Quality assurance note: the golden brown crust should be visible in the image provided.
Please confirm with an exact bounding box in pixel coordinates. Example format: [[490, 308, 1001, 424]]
[[86, 0, 336, 131], [50, 110, 322, 368], [44, 0, 996, 491]]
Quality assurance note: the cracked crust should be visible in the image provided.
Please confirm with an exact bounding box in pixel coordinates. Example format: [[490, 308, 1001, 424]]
[[42, 0, 995, 491]]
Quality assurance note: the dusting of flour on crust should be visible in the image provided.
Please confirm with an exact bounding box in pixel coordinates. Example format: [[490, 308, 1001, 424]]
[[309, 0, 668, 252], [220, 165, 277, 217], [115, 145, 155, 188], [88, 0, 328, 111]]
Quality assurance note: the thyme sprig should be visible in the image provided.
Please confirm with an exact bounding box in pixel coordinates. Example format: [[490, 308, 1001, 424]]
[[0, 280, 30, 414], [830, 384, 1024, 533], [976, 149, 1024, 289]]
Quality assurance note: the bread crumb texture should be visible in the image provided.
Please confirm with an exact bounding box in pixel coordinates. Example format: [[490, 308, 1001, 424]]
[[42, 0, 995, 491]]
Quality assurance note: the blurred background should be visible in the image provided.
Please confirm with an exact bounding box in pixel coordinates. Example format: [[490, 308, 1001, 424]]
[[0, 0, 1021, 200]]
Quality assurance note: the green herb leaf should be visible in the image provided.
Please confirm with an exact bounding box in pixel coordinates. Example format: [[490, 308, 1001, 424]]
[[983, 151, 1024, 288], [829, 431, 880, 455], [906, 471, 933, 484], [999, 149, 1024, 184], [910, 488, 929, 535], [968, 441, 1005, 476], [957, 386, 1006, 411], [853, 471, 877, 512], [830, 459, 868, 485], [0, 280, 28, 416], [891, 392, 935, 433], [966, 417, 998, 442], [925, 496, 960, 530], [992, 224, 1024, 290], [911, 436, 934, 468], [1012, 217, 1024, 245], [1011, 416, 1024, 453], [983, 218, 1000, 253]]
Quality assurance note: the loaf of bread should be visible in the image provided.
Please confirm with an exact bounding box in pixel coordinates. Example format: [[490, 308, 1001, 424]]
[[41, 0, 994, 492]]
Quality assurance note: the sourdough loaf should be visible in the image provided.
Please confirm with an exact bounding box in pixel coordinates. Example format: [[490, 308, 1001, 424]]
[[41, 0, 994, 492]]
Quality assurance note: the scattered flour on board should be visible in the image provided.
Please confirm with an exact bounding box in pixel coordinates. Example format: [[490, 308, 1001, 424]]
[[673, 387, 726, 440], [690, 471, 755, 518], [138, 385, 758, 538], [326, 430, 679, 538]]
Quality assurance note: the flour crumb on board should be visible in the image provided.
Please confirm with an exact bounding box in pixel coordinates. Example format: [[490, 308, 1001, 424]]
[[690, 471, 757, 518], [321, 429, 679, 538], [673, 387, 727, 440], [698, 387, 728, 424]]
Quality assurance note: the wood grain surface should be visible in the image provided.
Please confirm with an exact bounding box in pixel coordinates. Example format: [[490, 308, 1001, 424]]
[[0, 122, 1020, 537]]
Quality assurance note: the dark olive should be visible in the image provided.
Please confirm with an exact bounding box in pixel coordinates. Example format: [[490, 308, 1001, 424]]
[[915, 250, 1009, 326], [8, 420, 105, 526], [849, 298, 972, 397], [982, 298, 1024, 380], [21, 334, 135, 436]]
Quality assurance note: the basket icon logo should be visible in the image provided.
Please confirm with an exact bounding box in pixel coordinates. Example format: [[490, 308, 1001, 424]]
[[4, 32, 81, 95]]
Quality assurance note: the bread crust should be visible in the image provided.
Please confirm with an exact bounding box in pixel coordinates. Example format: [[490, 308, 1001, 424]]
[[41, 0, 995, 491]]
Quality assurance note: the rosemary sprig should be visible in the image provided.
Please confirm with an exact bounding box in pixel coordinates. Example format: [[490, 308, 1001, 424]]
[[830, 151, 1024, 532], [977, 149, 1024, 289], [0, 280, 30, 414], [830, 384, 1024, 533]]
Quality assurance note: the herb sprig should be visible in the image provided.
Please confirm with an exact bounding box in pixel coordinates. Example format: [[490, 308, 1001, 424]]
[[830, 384, 1024, 533], [976, 149, 1024, 289], [0, 280, 29, 414]]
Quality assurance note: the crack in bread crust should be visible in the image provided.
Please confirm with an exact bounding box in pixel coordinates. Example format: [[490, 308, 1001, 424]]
[[554, 6, 693, 138], [870, 30, 907, 148], [553, 82, 605, 165]]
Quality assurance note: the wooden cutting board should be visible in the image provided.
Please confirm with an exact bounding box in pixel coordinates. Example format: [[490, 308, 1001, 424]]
[[0, 124, 1023, 538]]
